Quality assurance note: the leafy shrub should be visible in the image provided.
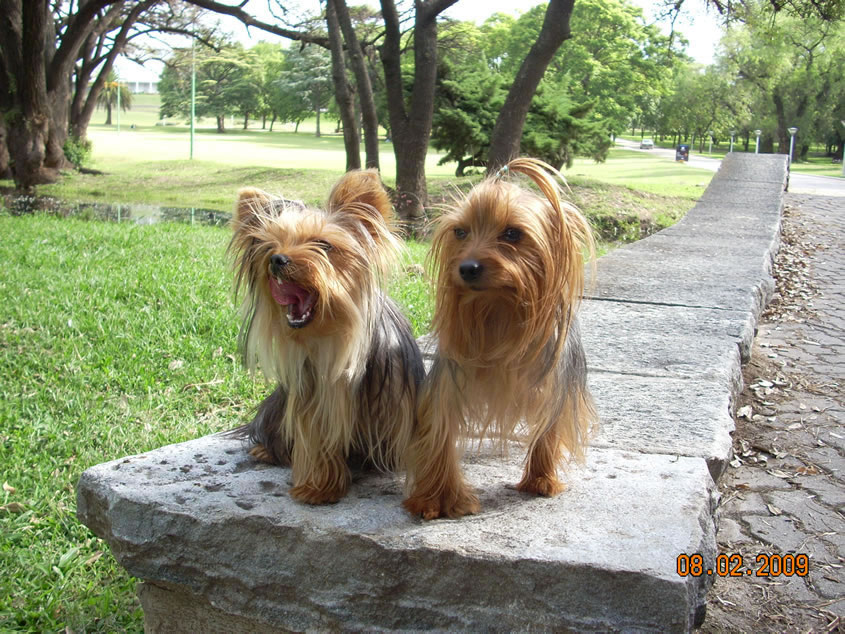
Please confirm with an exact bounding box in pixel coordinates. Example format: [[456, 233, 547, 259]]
[[63, 135, 92, 169]]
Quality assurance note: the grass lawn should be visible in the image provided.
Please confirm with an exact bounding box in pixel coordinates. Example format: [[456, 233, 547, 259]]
[[1, 100, 719, 631]]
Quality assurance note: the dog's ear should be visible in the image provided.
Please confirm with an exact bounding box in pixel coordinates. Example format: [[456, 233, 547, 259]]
[[327, 169, 392, 222], [233, 188, 273, 231]]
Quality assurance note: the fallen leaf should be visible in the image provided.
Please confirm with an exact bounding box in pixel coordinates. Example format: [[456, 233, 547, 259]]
[[795, 465, 819, 476], [83, 551, 104, 566], [168, 359, 184, 371], [787, 422, 802, 431], [1, 502, 25, 513], [768, 469, 792, 479], [2, 482, 15, 494], [737, 405, 753, 419], [767, 504, 782, 516]]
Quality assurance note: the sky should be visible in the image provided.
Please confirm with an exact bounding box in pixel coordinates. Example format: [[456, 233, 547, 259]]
[[115, 0, 724, 82]]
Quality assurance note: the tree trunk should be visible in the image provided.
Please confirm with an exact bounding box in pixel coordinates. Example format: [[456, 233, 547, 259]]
[[326, 0, 361, 171], [269, 113, 276, 132], [487, 0, 575, 170], [70, 1, 151, 142], [105, 102, 113, 125], [4, 0, 62, 189], [315, 105, 321, 137], [216, 115, 225, 133], [332, 0, 380, 170], [379, 0, 458, 228], [0, 118, 12, 179], [0, 0, 117, 189], [243, 112, 249, 129]]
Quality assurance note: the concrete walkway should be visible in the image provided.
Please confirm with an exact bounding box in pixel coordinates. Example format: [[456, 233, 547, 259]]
[[703, 193, 845, 631], [616, 138, 845, 198]]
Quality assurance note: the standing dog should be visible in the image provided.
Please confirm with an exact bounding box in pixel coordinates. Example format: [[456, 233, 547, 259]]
[[404, 158, 597, 519], [229, 170, 423, 505]]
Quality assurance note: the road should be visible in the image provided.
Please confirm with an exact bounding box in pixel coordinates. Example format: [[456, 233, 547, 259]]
[[615, 138, 845, 197]]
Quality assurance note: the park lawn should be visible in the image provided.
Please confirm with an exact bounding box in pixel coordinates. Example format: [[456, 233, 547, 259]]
[[11, 127, 711, 242]]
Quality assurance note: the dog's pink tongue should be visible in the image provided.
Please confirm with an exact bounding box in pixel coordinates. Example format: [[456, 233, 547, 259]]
[[269, 278, 307, 306]]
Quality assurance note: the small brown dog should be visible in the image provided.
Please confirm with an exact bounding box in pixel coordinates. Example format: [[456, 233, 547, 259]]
[[404, 158, 597, 519], [229, 170, 423, 505]]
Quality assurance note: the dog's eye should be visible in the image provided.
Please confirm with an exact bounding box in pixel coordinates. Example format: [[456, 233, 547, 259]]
[[313, 239, 333, 252], [500, 227, 522, 243], [454, 227, 468, 240]]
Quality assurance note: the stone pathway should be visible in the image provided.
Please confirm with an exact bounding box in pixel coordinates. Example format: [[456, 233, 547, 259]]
[[703, 194, 844, 632]]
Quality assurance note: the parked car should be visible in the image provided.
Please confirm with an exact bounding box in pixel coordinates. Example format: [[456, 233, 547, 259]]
[[639, 138, 654, 149]]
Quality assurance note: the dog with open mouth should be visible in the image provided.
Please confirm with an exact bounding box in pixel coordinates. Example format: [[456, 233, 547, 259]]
[[228, 170, 424, 505]]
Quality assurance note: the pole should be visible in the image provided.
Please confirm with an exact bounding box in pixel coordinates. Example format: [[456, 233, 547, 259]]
[[841, 121, 845, 177], [116, 82, 121, 133], [786, 127, 797, 167], [190, 42, 196, 160]]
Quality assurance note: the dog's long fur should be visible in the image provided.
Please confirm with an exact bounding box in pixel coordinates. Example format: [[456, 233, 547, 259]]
[[403, 158, 597, 519], [229, 170, 424, 504]]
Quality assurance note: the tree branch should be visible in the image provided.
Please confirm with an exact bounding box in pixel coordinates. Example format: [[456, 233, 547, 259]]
[[182, 0, 329, 46]]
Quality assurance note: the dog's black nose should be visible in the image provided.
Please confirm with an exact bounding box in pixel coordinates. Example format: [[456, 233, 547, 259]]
[[270, 254, 291, 272], [459, 259, 483, 283]]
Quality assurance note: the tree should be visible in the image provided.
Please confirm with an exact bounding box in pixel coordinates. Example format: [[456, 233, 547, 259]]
[[0, 0, 130, 188], [717, 8, 845, 158], [0, 0, 211, 190], [284, 44, 333, 137], [487, 0, 575, 170], [326, 0, 360, 169], [330, 0, 382, 170], [159, 42, 257, 133], [97, 71, 133, 125], [378, 0, 459, 226]]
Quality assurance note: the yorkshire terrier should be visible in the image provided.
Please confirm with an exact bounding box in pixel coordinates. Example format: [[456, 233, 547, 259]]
[[229, 170, 424, 505], [404, 158, 597, 519]]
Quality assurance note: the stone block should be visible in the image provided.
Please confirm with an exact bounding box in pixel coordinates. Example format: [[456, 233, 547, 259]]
[[77, 433, 718, 632], [588, 373, 734, 480], [579, 300, 749, 386]]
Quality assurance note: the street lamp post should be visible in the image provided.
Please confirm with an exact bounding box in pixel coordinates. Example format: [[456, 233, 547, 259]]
[[755, 129, 762, 154], [730, 130, 736, 153], [190, 42, 196, 160], [787, 127, 798, 166], [841, 121, 845, 177]]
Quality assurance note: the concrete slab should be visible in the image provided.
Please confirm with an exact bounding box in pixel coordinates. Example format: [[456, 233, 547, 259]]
[[589, 373, 734, 480], [588, 244, 775, 315], [77, 433, 718, 632], [713, 153, 789, 186], [579, 299, 750, 386], [657, 203, 782, 246]]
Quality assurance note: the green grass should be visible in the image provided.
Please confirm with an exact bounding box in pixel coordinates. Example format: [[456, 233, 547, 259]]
[[788, 153, 845, 178]]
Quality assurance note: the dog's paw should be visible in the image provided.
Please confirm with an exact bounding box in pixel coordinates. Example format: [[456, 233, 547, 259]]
[[290, 482, 347, 505], [403, 489, 480, 520], [516, 475, 565, 497], [248, 443, 277, 464]]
